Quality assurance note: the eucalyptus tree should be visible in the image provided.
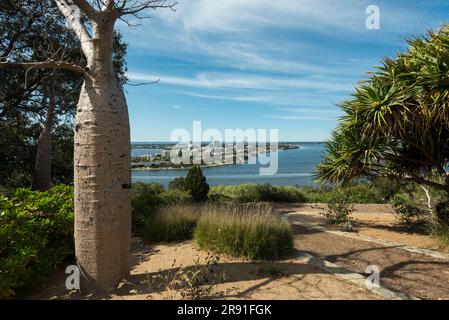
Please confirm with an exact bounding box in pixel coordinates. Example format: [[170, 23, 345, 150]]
[[316, 26, 449, 222], [1, 0, 175, 290]]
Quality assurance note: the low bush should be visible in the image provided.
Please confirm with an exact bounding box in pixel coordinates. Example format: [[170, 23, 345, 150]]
[[303, 183, 384, 204], [0, 185, 74, 299], [143, 205, 201, 243], [209, 184, 306, 203], [167, 167, 210, 202], [131, 183, 165, 232], [132, 183, 193, 233], [318, 189, 355, 224], [431, 221, 449, 248], [391, 194, 431, 233], [194, 204, 293, 260], [159, 190, 193, 205], [372, 177, 401, 202]]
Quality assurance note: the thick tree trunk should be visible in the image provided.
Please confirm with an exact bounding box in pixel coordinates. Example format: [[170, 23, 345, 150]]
[[74, 52, 132, 290], [32, 96, 55, 191]]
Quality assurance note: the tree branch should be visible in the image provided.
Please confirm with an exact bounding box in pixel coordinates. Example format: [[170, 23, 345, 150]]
[[54, 0, 93, 58], [72, 0, 99, 18], [0, 61, 86, 76], [121, 0, 177, 16]]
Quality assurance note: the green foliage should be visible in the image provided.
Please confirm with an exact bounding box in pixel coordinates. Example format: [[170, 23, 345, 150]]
[[431, 221, 449, 248], [0, 185, 74, 299], [391, 194, 431, 232], [315, 26, 449, 198], [168, 167, 210, 202], [169, 177, 187, 191], [372, 177, 401, 202], [194, 204, 293, 260], [0, 0, 128, 190], [142, 203, 293, 260], [160, 189, 193, 205], [209, 184, 306, 203], [184, 166, 210, 202], [131, 183, 164, 233], [300, 182, 385, 204], [143, 205, 201, 243], [318, 189, 355, 224], [131, 183, 193, 233]]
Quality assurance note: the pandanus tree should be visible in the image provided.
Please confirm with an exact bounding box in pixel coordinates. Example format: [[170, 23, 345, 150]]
[[316, 26, 449, 222], [1, 0, 175, 290]]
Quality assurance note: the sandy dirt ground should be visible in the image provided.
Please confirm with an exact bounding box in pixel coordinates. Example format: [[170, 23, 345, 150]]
[[276, 204, 437, 249], [28, 203, 449, 300], [30, 240, 380, 300], [277, 204, 449, 300]]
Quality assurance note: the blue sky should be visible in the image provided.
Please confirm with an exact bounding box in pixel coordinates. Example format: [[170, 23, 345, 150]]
[[117, 0, 449, 142]]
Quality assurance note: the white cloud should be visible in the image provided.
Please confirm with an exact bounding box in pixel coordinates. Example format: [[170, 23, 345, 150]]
[[267, 115, 337, 121], [128, 71, 353, 92], [280, 108, 342, 114], [178, 0, 363, 33]]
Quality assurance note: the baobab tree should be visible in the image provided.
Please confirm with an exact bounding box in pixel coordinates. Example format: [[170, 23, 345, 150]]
[[1, 0, 175, 290]]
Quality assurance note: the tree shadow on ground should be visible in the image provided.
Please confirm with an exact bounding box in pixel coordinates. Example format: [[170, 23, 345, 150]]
[[27, 248, 349, 300]]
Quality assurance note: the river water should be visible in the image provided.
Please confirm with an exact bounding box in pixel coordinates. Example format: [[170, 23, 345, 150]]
[[131, 143, 326, 187]]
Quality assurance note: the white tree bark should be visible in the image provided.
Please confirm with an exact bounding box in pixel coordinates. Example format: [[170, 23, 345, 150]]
[[74, 76, 131, 290], [52, 2, 132, 290], [72, 15, 132, 290], [419, 184, 433, 216]]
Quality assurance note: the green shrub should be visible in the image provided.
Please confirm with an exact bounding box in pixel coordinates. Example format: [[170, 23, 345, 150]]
[[302, 183, 385, 204], [255, 184, 307, 203], [168, 177, 187, 191], [160, 189, 193, 205], [168, 167, 210, 202], [206, 192, 234, 205], [184, 166, 210, 202], [431, 220, 449, 248], [372, 177, 400, 201], [131, 182, 164, 232], [0, 185, 74, 299], [391, 194, 431, 232], [143, 205, 201, 243], [194, 204, 293, 260], [209, 184, 260, 203], [209, 184, 306, 203], [318, 189, 355, 224]]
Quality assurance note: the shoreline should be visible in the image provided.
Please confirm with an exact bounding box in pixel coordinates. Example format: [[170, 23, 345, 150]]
[[131, 162, 237, 171], [131, 148, 298, 172], [131, 148, 299, 171]]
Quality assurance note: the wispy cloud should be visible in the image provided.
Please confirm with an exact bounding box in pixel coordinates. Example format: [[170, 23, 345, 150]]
[[266, 115, 337, 121], [127, 71, 353, 92], [280, 108, 342, 114], [179, 91, 346, 108], [119, 0, 449, 141]]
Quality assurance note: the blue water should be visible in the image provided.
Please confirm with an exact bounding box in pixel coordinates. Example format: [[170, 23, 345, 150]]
[[132, 149, 161, 157], [131, 143, 326, 187]]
